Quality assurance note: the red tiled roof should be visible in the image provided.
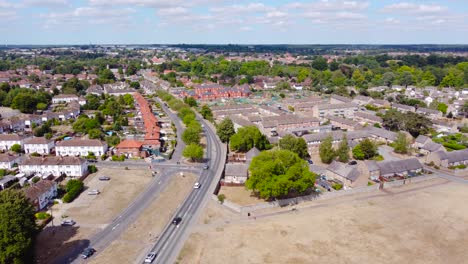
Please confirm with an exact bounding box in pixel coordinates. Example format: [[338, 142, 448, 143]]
[[116, 140, 143, 149]]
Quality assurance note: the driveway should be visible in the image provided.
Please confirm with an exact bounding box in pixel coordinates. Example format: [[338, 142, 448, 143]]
[[378, 145, 402, 161]]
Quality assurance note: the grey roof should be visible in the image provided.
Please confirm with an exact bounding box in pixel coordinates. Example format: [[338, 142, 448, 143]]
[[437, 149, 468, 163], [317, 103, 358, 110], [330, 94, 353, 103], [392, 103, 415, 111], [415, 135, 430, 144], [0, 154, 20, 162], [365, 160, 379, 172], [225, 163, 248, 177], [326, 115, 360, 128], [230, 116, 255, 128], [421, 141, 443, 152], [327, 161, 360, 182], [417, 107, 440, 115], [303, 131, 344, 143], [246, 147, 260, 163], [364, 127, 397, 141], [0, 175, 16, 185], [309, 164, 327, 175], [354, 112, 383, 123], [377, 158, 423, 175]]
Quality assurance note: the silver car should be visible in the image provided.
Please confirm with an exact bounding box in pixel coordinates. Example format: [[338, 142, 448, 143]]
[[88, 189, 100, 195], [144, 252, 157, 263]]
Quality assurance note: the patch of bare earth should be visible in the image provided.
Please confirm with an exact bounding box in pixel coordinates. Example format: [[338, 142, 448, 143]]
[[218, 186, 263, 206], [178, 178, 468, 264], [88, 172, 197, 264], [35, 168, 152, 264]]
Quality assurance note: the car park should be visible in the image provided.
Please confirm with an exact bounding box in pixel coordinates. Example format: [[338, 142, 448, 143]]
[[193, 182, 201, 189], [81, 248, 95, 259], [61, 219, 76, 226], [98, 176, 111, 181], [172, 217, 182, 225], [88, 189, 100, 195]]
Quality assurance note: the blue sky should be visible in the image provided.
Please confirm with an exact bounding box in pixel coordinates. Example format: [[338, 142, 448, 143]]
[[1, 0, 467, 44]]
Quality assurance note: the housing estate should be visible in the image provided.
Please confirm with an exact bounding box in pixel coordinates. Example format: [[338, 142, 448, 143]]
[[56, 139, 108, 157], [19, 156, 88, 177], [24, 137, 55, 155], [24, 180, 57, 211]]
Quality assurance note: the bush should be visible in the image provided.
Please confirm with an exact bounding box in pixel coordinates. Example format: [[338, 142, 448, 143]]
[[428, 161, 435, 167], [88, 165, 98, 173], [63, 179, 84, 203], [332, 183, 343, 190], [35, 212, 51, 220], [31, 177, 40, 184], [30, 152, 41, 157], [111, 155, 125, 161], [217, 194, 226, 204], [434, 165, 440, 169]]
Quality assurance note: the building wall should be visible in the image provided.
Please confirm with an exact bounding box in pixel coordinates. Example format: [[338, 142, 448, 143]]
[[56, 145, 107, 157], [225, 175, 248, 184], [19, 163, 88, 177], [25, 142, 54, 154], [0, 140, 23, 151]]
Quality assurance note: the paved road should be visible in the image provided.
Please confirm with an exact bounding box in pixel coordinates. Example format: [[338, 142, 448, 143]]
[[50, 94, 191, 264], [137, 115, 225, 264]]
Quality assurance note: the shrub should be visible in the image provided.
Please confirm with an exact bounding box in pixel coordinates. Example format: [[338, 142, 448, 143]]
[[88, 165, 98, 173], [332, 183, 343, 190], [63, 179, 84, 203], [111, 155, 125, 161], [35, 212, 51, 220], [434, 165, 440, 169], [217, 194, 226, 204], [31, 177, 40, 184], [30, 152, 41, 157]]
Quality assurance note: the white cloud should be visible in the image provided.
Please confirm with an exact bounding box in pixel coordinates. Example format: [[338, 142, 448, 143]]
[[22, 0, 70, 7], [382, 3, 447, 14], [384, 17, 400, 24], [156, 7, 189, 16], [266, 11, 287, 19], [286, 1, 369, 12]]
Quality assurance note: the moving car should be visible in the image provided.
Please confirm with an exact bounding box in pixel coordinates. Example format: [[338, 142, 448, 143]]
[[144, 252, 157, 263], [172, 217, 182, 225], [193, 182, 201, 189], [61, 219, 76, 226], [98, 176, 111, 181], [81, 248, 95, 259], [203, 164, 209, 170], [88, 189, 100, 195]]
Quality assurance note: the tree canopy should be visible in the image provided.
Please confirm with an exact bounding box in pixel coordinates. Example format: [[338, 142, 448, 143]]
[[246, 149, 316, 200], [382, 109, 432, 137], [319, 135, 335, 164], [216, 118, 235, 143], [182, 143, 204, 161], [0, 190, 37, 264], [230, 126, 270, 152], [278, 135, 309, 159]]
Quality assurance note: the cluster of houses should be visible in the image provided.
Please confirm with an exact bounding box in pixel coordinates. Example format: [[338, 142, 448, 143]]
[[173, 83, 252, 101]]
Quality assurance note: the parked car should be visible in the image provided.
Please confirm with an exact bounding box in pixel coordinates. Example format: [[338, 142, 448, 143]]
[[98, 176, 111, 181], [307, 159, 313, 164], [193, 182, 201, 189], [172, 217, 182, 225], [81, 248, 96, 259], [317, 180, 331, 191], [416, 153, 424, 157], [88, 190, 100, 195], [61, 219, 76, 226], [87, 159, 97, 163], [203, 164, 209, 170], [348, 161, 357, 165], [144, 252, 157, 263]]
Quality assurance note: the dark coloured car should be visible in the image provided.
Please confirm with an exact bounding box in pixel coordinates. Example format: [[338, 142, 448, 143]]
[[81, 248, 96, 259], [307, 159, 314, 164], [348, 161, 357, 165], [99, 176, 111, 181], [87, 159, 98, 163], [172, 217, 182, 225]]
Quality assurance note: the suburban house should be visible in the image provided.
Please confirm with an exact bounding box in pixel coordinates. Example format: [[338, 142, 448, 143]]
[[352, 95, 373, 106], [115, 140, 145, 158], [427, 149, 468, 168], [224, 147, 260, 185], [0, 175, 18, 190], [24, 180, 57, 211], [366, 158, 423, 181], [313, 103, 359, 119], [0, 153, 21, 169], [19, 156, 88, 177], [55, 139, 108, 157], [52, 94, 86, 105], [391, 103, 415, 113], [353, 112, 383, 126], [413, 135, 431, 149], [330, 94, 353, 104], [416, 107, 443, 119], [325, 161, 366, 187], [326, 115, 362, 131], [24, 137, 55, 155], [0, 134, 28, 151]]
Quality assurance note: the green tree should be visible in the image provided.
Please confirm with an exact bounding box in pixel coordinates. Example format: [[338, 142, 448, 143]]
[[200, 104, 213, 120], [352, 69, 365, 87], [88, 128, 104, 139], [216, 118, 235, 143], [440, 72, 463, 88], [182, 127, 201, 145], [319, 135, 335, 164], [84, 94, 100, 110], [278, 135, 309, 159], [336, 135, 350, 162], [312, 56, 328, 71], [393, 132, 409, 154], [437, 103, 448, 115], [400, 71, 413, 87], [11, 93, 37, 114], [246, 149, 316, 200], [0, 190, 37, 264], [10, 144, 21, 153], [230, 126, 270, 152], [182, 143, 204, 161], [353, 139, 378, 160], [36, 102, 48, 111], [183, 97, 198, 107]]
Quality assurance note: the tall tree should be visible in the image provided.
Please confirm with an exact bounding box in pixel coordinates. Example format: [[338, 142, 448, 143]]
[[311, 56, 328, 71], [0, 190, 37, 264], [182, 143, 204, 161], [230, 126, 269, 152], [319, 135, 335, 164], [336, 135, 350, 162], [182, 127, 201, 145], [200, 104, 213, 120], [393, 132, 409, 154], [278, 135, 309, 159], [246, 149, 315, 200], [216, 118, 235, 143]]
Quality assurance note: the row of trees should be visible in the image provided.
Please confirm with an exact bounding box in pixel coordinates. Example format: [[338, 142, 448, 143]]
[[319, 135, 350, 164], [0, 85, 52, 113], [381, 109, 432, 137]]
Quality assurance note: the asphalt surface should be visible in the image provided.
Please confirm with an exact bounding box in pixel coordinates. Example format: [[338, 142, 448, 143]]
[[138, 116, 225, 264], [50, 95, 196, 264]]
